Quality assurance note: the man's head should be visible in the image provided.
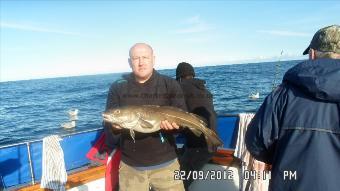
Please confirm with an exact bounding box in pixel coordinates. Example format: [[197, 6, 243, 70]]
[[303, 25, 340, 59], [176, 62, 195, 80], [128, 43, 155, 83]]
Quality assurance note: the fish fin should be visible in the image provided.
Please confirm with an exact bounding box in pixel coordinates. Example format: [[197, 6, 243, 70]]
[[130, 129, 136, 143], [155, 106, 190, 115], [139, 119, 154, 129], [189, 127, 203, 137], [204, 131, 223, 153], [157, 105, 183, 110], [145, 105, 208, 126], [188, 113, 208, 126], [136, 111, 154, 129], [143, 105, 160, 107], [206, 139, 217, 153]]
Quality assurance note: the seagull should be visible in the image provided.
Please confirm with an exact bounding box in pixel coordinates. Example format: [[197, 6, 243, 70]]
[[249, 92, 260, 99], [68, 109, 79, 116], [61, 121, 76, 129], [68, 109, 79, 121]]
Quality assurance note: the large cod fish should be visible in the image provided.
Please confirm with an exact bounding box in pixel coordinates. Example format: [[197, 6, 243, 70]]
[[102, 105, 223, 152]]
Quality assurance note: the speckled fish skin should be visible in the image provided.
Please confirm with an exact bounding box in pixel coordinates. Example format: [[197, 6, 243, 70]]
[[103, 105, 223, 151]]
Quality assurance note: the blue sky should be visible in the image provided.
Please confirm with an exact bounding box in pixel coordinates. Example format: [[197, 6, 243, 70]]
[[1, 0, 340, 82]]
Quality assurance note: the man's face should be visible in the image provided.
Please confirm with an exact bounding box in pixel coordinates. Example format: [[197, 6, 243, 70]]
[[128, 45, 155, 83]]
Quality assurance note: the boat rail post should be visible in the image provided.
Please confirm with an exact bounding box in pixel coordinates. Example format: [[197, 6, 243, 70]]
[[26, 142, 35, 185], [1, 173, 7, 190]]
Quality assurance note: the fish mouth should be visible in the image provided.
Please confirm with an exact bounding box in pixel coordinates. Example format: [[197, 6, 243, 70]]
[[102, 113, 121, 125], [102, 113, 113, 122]]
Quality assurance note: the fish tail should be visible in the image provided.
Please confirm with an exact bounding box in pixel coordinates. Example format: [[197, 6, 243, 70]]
[[193, 123, 223, 152], [203, 130, 223, 153]]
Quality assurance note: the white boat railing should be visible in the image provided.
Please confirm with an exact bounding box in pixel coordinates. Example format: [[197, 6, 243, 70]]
[[26, 142, 35, 185], [0, 127, 103, 149], [0, 127, 104, 188]]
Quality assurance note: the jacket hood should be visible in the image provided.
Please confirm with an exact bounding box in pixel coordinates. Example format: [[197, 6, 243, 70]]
[[181, 78, 206, 90], [283, 59, 340, 102]]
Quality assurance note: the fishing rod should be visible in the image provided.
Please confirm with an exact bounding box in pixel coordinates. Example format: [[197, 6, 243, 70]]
[[271, 50, 284, 91]]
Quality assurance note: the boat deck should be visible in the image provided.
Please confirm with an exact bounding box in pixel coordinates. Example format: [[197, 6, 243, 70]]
[[18, 165, 105, 191], [17, 150, 240, 191]]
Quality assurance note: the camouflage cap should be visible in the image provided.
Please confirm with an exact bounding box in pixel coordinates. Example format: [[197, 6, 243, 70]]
[[303, 25, 340, 55]]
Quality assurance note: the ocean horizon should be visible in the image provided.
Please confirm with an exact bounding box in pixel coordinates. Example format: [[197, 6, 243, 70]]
[[0, 60, 302, 145], [0, 59, 304, 83]]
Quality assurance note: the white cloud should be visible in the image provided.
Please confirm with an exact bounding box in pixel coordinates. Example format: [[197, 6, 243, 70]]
[[183, 15, 201, 25], [257, 30, 312, 37], [0, 21, 83, 36], [174, 15, 214, 34]]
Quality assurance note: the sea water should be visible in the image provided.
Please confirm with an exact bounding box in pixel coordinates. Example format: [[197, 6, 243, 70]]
[[0, 60, 299, 145]]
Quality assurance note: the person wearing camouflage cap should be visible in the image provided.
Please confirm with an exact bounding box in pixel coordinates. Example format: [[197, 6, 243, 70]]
[[303, 25, 340, 59], [245, 25, 340, 191]]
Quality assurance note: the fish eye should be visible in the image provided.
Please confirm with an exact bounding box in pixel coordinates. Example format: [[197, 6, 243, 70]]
[[114, 110, 120, 114]]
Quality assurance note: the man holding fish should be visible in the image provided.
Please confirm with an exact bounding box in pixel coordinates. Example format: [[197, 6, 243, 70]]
[[103, 43, 187, 191]]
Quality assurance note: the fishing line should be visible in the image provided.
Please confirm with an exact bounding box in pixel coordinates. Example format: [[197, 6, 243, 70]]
[[272, 50, 284, 90]]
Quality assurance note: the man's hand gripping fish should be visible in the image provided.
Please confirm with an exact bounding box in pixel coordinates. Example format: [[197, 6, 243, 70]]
[[102, 105, 223, 152]]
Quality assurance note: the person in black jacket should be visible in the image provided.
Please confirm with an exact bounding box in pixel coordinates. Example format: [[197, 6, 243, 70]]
[[175, 62, 217, 190], [245, 25, 340, 191], [104, 43, 186, 191]]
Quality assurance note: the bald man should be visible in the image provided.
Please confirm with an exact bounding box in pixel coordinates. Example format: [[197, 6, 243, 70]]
[[104, 43, 186, 191]]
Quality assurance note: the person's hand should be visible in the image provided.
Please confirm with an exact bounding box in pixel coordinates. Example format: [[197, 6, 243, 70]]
[[160, 120, 179, 130]]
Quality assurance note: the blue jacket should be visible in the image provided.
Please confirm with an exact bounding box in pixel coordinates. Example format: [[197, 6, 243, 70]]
[[245, 59, 340, 191]]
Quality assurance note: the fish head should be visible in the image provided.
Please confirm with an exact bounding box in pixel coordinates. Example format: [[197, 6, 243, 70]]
[[102, 107, 140, 129]]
